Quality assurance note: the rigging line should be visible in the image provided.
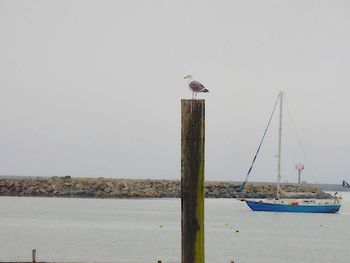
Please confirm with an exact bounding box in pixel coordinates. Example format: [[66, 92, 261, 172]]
[[284, 96, 318, 184], [238, 93, 281, 192]]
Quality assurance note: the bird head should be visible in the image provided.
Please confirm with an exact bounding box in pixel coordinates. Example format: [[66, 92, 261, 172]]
[[184, 74, 193, 80]]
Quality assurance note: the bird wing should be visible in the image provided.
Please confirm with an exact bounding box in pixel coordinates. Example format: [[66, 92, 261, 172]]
[[189, 80, 206, 92]]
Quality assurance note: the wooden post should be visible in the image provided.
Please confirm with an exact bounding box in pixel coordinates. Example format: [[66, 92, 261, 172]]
[[32, 249, 36, 263], [181, 99, 205, 263]]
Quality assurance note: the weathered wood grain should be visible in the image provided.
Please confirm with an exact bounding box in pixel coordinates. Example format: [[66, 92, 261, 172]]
[[181, 99, 205, 263]]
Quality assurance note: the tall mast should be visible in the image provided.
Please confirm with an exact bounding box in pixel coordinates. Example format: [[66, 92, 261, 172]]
[[276, 91, 283, 199]]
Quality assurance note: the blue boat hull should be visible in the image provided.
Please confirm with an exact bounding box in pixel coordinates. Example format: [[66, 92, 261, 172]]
[[246, 200, 340, 213]]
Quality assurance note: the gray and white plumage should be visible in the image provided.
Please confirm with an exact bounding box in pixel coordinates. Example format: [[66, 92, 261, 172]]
[[184, 75, 209, 99]]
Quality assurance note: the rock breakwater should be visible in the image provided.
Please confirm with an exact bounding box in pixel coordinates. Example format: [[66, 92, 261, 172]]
[[0, 177, 332, 199]]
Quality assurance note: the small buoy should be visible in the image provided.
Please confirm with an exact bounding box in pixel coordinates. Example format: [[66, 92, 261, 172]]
[[235, 230, 239, 233]]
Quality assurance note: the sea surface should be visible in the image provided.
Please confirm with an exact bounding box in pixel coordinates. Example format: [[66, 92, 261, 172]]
[[0, 193, 349, 263]]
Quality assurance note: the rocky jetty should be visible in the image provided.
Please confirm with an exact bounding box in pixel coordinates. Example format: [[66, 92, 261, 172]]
[[0, 177, 332, 199]]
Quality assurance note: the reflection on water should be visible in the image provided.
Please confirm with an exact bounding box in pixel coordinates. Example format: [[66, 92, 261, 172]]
[[0, 192, 349, 263]]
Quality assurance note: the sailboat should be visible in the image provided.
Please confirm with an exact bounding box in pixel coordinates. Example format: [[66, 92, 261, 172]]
[[241, 92, 341, 213]]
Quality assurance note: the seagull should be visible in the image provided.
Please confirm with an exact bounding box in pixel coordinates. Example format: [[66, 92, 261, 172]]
[[184, 75, 209, 99]]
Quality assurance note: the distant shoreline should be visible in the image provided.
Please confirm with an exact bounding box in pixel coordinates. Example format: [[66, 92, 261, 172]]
[[0, 176, 343, 199]]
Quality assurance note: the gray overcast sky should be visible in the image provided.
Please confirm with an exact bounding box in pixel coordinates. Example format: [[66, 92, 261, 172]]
[[0, 0, 349, 184]]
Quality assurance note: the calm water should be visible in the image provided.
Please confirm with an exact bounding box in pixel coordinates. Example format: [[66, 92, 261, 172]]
[[0, 193, 350, 263]]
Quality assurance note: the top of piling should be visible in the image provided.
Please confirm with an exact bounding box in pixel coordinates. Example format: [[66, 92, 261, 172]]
[[181, 99, 205, 102]]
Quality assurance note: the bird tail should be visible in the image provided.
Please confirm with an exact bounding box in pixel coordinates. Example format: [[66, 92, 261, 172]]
[[202, 88, 209, 93]]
